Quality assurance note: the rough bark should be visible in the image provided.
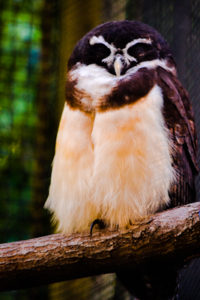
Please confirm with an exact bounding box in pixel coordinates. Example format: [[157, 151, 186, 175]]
[[0, 202, 200, 292]]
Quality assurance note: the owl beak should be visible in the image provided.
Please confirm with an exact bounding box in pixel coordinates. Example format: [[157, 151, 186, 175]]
[[114, 55, 123, 77]]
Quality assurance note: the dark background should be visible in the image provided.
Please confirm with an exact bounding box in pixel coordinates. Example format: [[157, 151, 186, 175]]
[[0, 0, 200, 299]]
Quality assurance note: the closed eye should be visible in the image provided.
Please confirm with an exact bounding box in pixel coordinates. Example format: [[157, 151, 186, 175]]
[[91, 43, 111, 59], [127, 43, 153, 58]]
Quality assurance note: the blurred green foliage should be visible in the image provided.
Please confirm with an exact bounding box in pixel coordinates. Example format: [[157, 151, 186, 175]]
[[0, 0, 43, 243]]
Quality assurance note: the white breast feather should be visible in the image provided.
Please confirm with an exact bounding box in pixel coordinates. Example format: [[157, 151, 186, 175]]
[[91, 85, 175, 227], [71, 64, 117, 102], [45, 105, 97, 233], [45, 84, 175, 233]]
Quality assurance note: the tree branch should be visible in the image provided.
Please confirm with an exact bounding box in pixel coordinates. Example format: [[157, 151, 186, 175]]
[[0, 202, 200, 291]]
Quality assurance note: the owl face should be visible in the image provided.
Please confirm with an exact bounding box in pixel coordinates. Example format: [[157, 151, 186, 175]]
[[68, 20, 174, 77]]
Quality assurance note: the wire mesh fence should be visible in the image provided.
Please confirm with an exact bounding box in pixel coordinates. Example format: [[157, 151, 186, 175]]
[[0, 0, 200, 299], [0, 0, 44, 242]]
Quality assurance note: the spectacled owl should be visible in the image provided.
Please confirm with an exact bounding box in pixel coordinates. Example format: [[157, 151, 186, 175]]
[[45, 20, 198, 298], [45, 20, 198, 232]]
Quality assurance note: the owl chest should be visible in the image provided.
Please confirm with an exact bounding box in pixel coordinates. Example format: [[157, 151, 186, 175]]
[[54, 85, 174, 228], [91, 87, 172, 189]]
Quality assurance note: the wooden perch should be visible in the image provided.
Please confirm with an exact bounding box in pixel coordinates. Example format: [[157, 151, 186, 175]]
[[0, 202, 200, 292]]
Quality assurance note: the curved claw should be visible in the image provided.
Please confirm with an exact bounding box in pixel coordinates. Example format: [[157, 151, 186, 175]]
[[90, 219, 106, 237]]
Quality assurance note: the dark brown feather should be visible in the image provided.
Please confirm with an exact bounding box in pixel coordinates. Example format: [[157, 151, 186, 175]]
[[101, 68, 156, 111], [157, 67, 198, 207], [65, 68, 156, 112], [118, 67, 199, 299]]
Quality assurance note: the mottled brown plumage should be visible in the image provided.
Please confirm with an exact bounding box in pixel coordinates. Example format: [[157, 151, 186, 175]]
[[66, 67, 156, 112], [157, 67, 198, 207]]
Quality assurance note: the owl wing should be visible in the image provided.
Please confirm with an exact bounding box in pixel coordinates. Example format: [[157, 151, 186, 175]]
[[118, 66, 199, 300], [157, 66, 199, 207]]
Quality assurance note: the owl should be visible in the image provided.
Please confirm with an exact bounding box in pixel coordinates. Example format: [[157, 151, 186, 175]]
[[45, 20, 198, 234], [45, 20, 198, 299]]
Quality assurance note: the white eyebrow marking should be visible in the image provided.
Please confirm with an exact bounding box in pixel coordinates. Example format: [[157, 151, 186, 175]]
[[89, 36, 152, 67], [89, 35, 116, 66], [89, 35, 114, 50], [125, 38, 152, 49]]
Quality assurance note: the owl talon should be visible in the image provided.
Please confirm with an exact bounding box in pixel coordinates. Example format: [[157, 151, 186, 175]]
[[90, 219, 106, 236]]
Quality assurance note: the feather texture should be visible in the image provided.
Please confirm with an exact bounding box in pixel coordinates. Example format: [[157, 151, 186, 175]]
[[45, 105, 97, 232], [45, 84, 175, 233], [157, 67, 198, 207]]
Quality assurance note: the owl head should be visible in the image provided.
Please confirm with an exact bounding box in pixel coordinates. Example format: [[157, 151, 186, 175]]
[[66, 21, 176, 112], [68, 20, 175, 77]]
